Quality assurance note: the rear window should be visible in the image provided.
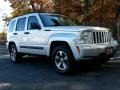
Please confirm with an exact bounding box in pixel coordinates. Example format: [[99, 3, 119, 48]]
[[8, 20, 16, 32]]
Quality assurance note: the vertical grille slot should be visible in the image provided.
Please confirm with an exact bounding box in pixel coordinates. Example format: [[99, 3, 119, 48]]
[[93, 32, 96, 44], [99, 32, 102, 43], [92, 31, 111, 44]]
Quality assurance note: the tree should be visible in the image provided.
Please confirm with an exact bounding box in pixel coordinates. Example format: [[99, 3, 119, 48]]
[[54, 0, 85, 24], [58, 0, 116, 27], [4, 0, 54, 21], [4, 0, 117, 29], [0, 32, 6, 40]]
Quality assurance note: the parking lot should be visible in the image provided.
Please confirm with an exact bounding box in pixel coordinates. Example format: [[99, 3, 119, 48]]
[[0, 45, 120, 90]]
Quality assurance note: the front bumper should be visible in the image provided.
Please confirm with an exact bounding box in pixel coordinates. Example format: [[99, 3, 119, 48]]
[[74, 42, 118, 61]]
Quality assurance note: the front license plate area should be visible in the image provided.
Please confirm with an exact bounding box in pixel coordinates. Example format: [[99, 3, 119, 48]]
[[106, 47, 113, 55]]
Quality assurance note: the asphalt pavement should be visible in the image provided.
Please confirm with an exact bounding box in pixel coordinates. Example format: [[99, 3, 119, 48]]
[[0, 45, 120, 90]]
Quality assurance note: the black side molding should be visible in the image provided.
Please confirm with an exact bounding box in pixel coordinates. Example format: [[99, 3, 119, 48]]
[[20, 46, 44, 50], [45, 30, 51, 31]]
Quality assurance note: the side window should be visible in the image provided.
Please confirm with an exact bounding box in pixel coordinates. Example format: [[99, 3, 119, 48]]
[[8, 20, 16, 32], [27, 16, 41, 30], [16, 17, 26, 31]]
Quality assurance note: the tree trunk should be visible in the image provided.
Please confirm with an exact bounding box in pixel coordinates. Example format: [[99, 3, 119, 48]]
[[29, 0, 36, 12], [84, 0, 89, 25]]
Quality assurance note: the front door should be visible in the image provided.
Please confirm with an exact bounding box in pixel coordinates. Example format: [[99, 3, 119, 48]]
[[21, 15, 45, 55]]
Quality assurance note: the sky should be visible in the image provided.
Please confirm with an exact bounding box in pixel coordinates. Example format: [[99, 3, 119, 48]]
[[0, 0, 12, 32]]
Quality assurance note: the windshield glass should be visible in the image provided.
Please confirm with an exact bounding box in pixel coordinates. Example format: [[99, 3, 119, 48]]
[[39, 13, 78, 27]]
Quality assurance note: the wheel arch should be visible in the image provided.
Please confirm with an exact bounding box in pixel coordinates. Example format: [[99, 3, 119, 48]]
[[49, 41, 71, 56], [47, 35, 81, 61], [47, 38, 79, 61]]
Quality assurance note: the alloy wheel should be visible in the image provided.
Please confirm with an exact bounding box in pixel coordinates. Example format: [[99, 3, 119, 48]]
[[54, 51, 69, 71]]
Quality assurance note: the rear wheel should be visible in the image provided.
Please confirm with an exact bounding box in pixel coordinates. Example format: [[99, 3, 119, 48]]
[[9, 45, 22, 63], [52, 45, 75, 74]]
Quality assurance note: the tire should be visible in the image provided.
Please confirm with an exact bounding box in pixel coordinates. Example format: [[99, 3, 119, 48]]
[[9, 45, 22, 63], [52, 45, 75, 74]]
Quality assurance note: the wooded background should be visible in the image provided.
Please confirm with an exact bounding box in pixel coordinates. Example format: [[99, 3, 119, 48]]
[[1, 0, 120, 40]]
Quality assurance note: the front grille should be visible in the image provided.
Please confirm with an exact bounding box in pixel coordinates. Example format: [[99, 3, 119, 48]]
[[92, 31, 111, 44]]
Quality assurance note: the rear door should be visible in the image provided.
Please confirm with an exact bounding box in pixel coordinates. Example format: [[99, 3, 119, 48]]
[[14, 17, 27, 52]]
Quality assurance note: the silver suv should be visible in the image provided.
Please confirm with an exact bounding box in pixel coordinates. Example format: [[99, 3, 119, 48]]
[[6, 13, 118, 74]]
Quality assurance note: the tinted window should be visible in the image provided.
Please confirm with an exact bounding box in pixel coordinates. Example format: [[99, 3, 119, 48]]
[[40, 13, 77, 27], [8, 20, 16, 32], [27, 16, 41, 30], [16, 17, 26, 31]]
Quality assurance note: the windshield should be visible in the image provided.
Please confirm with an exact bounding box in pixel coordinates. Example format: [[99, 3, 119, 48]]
[[39, 13, 78, 27]]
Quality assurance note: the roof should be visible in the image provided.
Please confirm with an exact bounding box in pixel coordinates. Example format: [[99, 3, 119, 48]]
[[9, 12, 60, 21]]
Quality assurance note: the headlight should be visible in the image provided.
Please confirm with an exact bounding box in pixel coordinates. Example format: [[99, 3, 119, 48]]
[[81, 31, 92, 43]]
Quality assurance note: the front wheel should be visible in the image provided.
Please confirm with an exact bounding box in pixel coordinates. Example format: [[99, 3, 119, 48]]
[[9, 45, 22, 63], [52, 45, 75, 74]]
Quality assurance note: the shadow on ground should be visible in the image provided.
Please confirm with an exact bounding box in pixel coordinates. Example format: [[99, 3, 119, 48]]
[[0, 45, 120, 90]]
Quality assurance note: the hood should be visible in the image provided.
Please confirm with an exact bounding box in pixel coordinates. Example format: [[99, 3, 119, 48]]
[[44, 26, 109, 32]]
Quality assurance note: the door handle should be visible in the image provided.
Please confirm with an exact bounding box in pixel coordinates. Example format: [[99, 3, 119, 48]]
[[24, 32, 30, 34], [13, 33, 17, 35]]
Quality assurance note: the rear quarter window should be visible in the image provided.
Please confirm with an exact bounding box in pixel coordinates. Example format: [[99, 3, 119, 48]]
[[8, 20, 16, 32]]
